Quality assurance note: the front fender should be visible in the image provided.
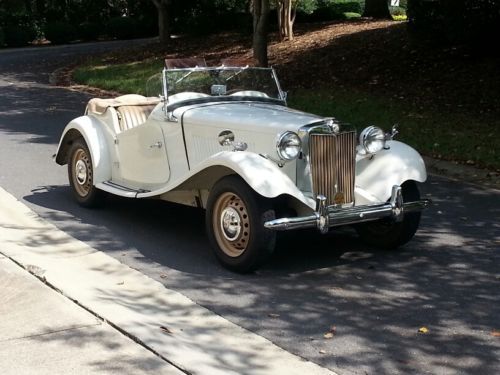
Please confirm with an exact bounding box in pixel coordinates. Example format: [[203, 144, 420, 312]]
[[355, 140, 427, 203], [54, 116, 112, 184], [140, 151, 315, 209], [209, 152, 314, 206]]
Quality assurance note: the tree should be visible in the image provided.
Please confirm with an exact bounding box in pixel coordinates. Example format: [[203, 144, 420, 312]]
[[277, 0, 296, 41], [363, 0, 392, 19], [151, 0, 171, 44], [252, 0, 270, 66]]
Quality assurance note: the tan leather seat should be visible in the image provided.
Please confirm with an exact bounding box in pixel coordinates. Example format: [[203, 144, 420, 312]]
[[116, 104, 157, 131]]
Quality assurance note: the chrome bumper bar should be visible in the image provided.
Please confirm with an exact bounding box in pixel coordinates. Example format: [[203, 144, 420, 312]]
[[264, 185, 431, 233]]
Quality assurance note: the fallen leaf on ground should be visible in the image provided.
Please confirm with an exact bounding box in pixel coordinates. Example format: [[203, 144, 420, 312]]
[[160, 274, 167, 279], [116, 281, 124, 285], [324, 325, 336, 339], [418, 327, 429, 334], [491, 330, 500, 337], [160, 326, 173, 335], [319, 350, 326, 354]]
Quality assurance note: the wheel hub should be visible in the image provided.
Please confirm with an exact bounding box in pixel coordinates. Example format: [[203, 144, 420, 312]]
[[212, 192, 251, 258], [220, 207, 242, 241], [75, 159, 87, 185]]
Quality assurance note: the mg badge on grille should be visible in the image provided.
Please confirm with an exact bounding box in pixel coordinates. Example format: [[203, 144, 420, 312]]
[[333, 191, 345, 205]]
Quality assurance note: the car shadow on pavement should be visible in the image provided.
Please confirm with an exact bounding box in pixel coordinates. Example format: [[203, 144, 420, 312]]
[[24, 185, 356, 276], [22, 176, 500, 375]]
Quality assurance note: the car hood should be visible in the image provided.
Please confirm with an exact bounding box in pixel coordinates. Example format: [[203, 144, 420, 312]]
[[175, 101, 324, 133]]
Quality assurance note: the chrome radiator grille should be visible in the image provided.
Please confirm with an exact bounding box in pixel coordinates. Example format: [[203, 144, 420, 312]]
[[309, 132, 357, 205]]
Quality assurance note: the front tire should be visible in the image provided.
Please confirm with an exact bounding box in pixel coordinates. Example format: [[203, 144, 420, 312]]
[[68, 138, 103, 207], [206, 176, 276, 273], [355, 181, 422, 249]]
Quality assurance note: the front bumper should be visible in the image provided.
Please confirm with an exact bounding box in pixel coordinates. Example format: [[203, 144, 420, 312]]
[[264, 185, 431, 233]]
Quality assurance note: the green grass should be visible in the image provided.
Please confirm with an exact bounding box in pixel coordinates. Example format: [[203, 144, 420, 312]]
[[73, 61, 499, 170], [289, 89, 498, 169], [342, 12, 361, 20], [392, 15, 407, 21], [73, 58, 163, 95]]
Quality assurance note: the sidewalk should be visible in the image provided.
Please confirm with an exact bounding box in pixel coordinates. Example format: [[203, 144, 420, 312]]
[[0, 186, 335, 375], [0, 255, 182, 375]]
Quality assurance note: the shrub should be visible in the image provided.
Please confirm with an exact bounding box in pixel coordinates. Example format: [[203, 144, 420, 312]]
[[343, 12, 362, 19], [78, 22, 102, 41], [390, 6, 407, 17], [133, 15, 158, 38], [45, 21, 77, 44], [298, 0, 363, 22], [407, 0, 500, 50], [3, 24, 36, 47], [107, 17, 138, 40]]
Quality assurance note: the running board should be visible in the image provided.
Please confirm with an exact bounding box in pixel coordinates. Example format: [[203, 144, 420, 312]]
[[96, 181, 150, 198]]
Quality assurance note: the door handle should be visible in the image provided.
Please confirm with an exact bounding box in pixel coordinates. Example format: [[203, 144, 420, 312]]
[[150, 141, 163, 149]]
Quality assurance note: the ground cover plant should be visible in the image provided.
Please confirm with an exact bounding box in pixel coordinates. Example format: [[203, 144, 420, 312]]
[[72, 20, 499, 171]]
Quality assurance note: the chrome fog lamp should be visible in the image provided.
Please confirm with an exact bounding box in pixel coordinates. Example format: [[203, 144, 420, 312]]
[[277, 131, 301, 160], [359, 126, 386, 154]]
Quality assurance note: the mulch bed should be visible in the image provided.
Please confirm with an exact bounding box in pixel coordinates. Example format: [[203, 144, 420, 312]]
[[95, 19, 499, 121]]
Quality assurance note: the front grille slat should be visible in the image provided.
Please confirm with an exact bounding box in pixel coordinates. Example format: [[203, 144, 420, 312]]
[[309, 132, 356, 205]]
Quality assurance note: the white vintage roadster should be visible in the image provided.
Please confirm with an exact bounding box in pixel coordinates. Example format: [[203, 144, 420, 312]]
[[55, 58, 430, 272]]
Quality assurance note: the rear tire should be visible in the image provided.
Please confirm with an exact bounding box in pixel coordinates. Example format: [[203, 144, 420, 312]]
[[355, 181, 421, 249], [206, 176, 276, 273], [68, 138, 104, 208]]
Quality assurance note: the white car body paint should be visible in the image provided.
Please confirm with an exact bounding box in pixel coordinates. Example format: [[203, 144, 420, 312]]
[[355, 140, 427, 203], [56, 102, 427, 212], [55, 115, 113, 185]]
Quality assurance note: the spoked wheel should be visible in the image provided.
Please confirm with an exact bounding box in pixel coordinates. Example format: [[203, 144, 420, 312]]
[[355, 181, 422, 249], [206, 176, 276, 273], [68, 138, 103, 207]]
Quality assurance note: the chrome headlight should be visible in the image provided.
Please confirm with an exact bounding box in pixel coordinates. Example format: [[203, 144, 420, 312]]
[[276, 131, 301, 160], [359, 126, 386, 154]]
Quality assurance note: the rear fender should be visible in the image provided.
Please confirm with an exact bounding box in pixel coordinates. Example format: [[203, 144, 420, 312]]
[[54, 116, 112, 184], [355, 140, 427, 203]]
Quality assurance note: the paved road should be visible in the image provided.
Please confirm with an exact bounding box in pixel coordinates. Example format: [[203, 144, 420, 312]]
[[1, 42, 499, 375]]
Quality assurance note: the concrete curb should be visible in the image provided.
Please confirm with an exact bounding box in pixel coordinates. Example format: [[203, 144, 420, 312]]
[[424, 156, 500, 191], [0, 186, 337, 375], [0, 255, 182, 375]]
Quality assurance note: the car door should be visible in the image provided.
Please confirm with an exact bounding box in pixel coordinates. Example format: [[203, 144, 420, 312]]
[[115, 120, 170, 186]]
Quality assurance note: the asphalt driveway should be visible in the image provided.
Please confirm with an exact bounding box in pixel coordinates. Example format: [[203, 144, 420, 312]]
[[0, 41, 498, 375]]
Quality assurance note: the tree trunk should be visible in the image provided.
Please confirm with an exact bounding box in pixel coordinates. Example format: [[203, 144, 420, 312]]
[[287, 0, 296, 41], [252, 0, 270, 67], [363, 0, 392, 19], [152, 0, 171, 44], [277, 0, 284, 41], [277, 0, 296, 41]]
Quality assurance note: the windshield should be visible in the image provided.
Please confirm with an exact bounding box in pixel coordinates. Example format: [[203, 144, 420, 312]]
[[163, 67, 285, 102]]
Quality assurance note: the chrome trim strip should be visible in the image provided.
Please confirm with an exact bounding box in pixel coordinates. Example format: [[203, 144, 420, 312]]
[[264, 185, 431, 232]]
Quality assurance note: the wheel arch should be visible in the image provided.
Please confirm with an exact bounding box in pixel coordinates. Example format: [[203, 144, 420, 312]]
[[171, 151, 316, 210], [355, 141, 427, 203], [55, 116, 112, 184]]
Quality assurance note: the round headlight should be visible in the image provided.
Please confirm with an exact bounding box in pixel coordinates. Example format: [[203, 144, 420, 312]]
[[277, 131, 301, 160], [359, 126, 386, 154]]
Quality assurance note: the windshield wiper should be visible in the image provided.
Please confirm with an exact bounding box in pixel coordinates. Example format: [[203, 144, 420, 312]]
[[175, 69, 196, 84], [225, 65, 249, 82]]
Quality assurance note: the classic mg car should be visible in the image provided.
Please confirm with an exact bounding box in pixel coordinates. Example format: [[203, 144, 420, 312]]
[[55, 58, 430, 272]]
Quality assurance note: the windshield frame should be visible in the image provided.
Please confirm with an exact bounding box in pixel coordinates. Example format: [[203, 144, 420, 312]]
[[161, 66, 287, 109]]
